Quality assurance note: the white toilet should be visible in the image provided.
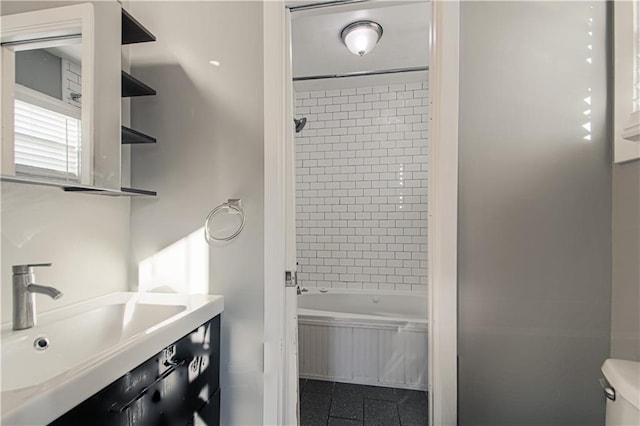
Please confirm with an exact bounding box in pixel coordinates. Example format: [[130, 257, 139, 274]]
[[601, 358, 640, 426]]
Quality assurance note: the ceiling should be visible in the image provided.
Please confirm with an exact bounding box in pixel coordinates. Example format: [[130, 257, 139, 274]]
[[291, 1, 430, 78]]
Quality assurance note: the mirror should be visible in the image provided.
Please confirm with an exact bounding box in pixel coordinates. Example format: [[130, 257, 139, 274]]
[[1, 3, 121, 191], [12, 40, 88, 184]]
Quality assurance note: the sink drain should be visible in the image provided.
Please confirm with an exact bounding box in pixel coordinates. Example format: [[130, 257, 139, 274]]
[[33, 336, 50, 351]]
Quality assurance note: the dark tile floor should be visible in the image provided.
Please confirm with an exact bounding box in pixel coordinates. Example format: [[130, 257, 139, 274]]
[[300, 379, 428, 426]]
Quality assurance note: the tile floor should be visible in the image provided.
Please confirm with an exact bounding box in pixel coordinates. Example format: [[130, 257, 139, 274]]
[[299, 379, 428, 426]]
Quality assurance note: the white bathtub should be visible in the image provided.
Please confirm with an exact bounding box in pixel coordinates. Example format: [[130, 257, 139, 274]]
[[297, 289, 428, 390]]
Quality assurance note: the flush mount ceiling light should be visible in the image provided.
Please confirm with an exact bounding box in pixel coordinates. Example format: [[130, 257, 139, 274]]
[[340, 20, 383, 56]]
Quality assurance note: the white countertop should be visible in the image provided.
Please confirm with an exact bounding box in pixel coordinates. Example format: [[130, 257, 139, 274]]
[[1, 292, 224, 425]]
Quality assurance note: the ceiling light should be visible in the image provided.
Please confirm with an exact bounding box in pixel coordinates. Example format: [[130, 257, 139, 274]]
[[208, 60, 221, 66], [340, 20, 383, 56]]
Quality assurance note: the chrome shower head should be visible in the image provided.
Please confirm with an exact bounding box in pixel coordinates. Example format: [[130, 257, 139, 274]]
[[294, 117, 307, 133]]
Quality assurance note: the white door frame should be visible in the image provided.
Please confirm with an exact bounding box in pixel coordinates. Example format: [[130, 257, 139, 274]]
[[263, 1, 460, 425], [263, 1, 288, 424], [426, 2, 459, 425]]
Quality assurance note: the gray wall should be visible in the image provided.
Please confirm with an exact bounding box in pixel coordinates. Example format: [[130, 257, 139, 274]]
[[611, 161, 640, 361], [458, 2, 611, 425], [127, 2, 264, 424], [16, 49, 62, 99]]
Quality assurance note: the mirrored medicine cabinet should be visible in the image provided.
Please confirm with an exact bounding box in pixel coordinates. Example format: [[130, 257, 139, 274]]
[[1, 3, 122, 192]]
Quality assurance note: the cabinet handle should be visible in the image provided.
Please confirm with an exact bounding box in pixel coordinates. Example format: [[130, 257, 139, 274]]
[[110, 359, 186, 413]]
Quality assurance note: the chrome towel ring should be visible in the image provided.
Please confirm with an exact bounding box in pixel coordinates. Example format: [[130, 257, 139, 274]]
[[204, 199, 245, 243]]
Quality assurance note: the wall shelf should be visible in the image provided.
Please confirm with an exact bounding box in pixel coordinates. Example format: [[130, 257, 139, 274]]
[[122, 125, 156, 144], [120, 187, 157, 196], [122, 9, 155, 45], [1, 175, 156, 197], [120, 8, 157, 198], [122, 71, 156, 97], [63, 187, 157, 197]]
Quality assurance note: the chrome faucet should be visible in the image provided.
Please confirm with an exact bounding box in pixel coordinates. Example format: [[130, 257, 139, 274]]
[[297, 286, 308, 295], [12, 263, 63, 330]]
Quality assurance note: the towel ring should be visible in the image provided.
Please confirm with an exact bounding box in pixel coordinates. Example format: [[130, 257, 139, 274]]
[[204, 199, 245, 243]]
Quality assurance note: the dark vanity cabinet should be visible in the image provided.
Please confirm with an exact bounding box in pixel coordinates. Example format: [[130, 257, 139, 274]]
[[49, 316, 220, 426]]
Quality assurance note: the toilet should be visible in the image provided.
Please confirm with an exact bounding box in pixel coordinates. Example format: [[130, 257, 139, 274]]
[[601, 359, 640, 426]]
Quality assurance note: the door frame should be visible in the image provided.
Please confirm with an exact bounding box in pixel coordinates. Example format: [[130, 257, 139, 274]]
[[263, 1, 460, 424], [426, 2, 459, 424], [263, 1, 288, 424]]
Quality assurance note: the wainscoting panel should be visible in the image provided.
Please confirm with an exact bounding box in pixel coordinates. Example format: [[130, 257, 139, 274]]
[[299, 319, 427, 390]]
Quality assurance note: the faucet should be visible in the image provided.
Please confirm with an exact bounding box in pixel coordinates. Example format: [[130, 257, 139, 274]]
[[297, 286, 308, 295], [12, 263, 63, 330]]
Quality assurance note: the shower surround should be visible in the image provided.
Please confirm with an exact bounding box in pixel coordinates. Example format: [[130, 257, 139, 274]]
[[295, 78, 429, 293]]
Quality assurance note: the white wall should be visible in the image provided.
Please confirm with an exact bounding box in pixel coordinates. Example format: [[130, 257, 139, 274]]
[[126, 2, 264, 424], [1, 184, 130, 323], [1, 0, 129, 324], [609, 1, 640, 362], [611, 161, 640, 361], [612, 1, 640, 163], [295, 76, 428, 292]]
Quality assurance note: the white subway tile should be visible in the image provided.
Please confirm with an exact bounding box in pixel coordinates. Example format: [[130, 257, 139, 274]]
[[395, 284, 412, 292], [372, 101, 389, 110], [295, 80, 429, 292]]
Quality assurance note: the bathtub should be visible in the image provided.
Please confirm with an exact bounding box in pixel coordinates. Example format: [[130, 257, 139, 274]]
[[297, 289, 428, 390]]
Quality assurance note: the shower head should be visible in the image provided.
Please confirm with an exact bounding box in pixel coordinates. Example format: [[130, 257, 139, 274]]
[[294, 117, 307, 133]]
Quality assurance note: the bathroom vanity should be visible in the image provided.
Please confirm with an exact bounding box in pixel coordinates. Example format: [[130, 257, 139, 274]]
[[50, 316, 220, 426], [1, 292, 223, 425]]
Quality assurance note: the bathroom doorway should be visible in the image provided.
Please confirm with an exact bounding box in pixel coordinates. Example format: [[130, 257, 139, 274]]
[[265, 1, 459, 425], [292, 1, 429, 424]]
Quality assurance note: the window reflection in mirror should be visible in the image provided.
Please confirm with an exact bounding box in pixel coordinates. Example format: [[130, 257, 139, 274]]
[[13, 39, 85, 183]]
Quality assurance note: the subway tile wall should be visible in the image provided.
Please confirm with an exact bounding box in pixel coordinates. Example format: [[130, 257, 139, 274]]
[[62, 58, 82, 109], [295, 79, 429, 293]]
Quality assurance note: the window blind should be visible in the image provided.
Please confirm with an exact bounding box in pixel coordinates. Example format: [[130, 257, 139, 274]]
[[14, 99, 81, 180]]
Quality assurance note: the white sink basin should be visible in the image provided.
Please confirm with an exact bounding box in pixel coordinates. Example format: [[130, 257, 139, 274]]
[[2, 302, 185, 391], [1, 292, 223, 425]]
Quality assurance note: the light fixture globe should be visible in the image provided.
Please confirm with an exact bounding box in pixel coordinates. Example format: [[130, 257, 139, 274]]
[[341, 20, 383, 56]]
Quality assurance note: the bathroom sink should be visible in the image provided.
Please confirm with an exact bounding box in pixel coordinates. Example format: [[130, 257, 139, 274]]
[[1, 292, 223, 425], [2, 302, 185, 391]]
